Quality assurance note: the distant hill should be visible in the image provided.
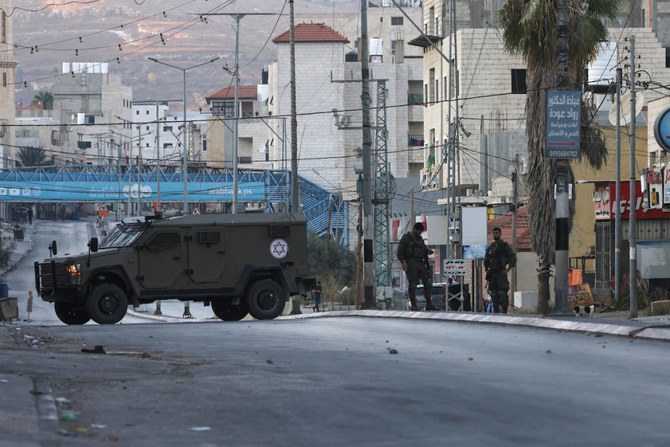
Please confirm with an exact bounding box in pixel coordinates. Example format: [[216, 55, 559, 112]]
[[13, 0, 358, 109]]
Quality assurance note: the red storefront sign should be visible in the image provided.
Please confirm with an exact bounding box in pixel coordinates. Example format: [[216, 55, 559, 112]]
[[594, 180, 670, 220]]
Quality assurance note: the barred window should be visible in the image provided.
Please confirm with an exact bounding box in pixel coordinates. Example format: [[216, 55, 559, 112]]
[[198, 231, 220, 245], [146, 232, 180, 251]]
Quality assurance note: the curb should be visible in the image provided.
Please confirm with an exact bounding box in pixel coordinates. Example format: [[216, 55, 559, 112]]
[[278, 310, 670, 342]]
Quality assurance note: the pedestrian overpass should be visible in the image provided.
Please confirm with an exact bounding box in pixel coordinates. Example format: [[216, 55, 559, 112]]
[[0, 165, 349, 245]]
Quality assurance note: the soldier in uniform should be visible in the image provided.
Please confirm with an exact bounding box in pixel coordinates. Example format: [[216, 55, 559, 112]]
[[484, 227, 516, 313], [397, 222, 439, 311]]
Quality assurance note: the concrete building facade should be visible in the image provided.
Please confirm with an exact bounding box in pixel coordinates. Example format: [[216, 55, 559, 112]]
[[0, 0, 18, 169], [52, 62, 133, 166]]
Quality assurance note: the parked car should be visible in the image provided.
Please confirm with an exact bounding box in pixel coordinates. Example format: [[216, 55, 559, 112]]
[[406, 283, 447, 311]]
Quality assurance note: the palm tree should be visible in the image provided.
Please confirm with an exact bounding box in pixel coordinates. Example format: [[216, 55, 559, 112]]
[[17, 146, 48, 168], [499, 0, 620, 313], [31, 91, 54, 110]]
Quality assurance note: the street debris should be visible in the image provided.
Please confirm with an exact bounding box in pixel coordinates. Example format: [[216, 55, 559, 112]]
[[388, 348, 398, 354], [91, 424, 107, 429], [266, 359, 274, 364], [81, 345, 106, 354], [189, 426, 212, 432]]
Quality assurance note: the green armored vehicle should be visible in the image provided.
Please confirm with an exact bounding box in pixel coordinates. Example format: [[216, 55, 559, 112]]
[[34, 213, 315, 325]]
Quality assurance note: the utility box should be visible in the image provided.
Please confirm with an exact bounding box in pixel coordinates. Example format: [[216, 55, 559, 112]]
[[514, 291, 538, 309], [0, 297, 18, 320]]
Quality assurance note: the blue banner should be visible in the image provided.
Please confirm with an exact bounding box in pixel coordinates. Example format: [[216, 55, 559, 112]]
[[0, 181, 266, 202]]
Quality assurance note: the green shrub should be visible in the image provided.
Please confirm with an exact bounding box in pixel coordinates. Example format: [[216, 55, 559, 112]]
[[0, 239, 12, 267], [615, 291, 650, 310]]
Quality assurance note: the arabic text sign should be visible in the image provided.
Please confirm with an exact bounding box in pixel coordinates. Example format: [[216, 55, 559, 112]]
[[546, 90, 581, 159]]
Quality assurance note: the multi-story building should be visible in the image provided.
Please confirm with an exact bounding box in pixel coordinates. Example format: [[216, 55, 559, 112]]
[[266, 4, 425, 199], [15, 103, 84, 165], [0, 0, 19, 171], [52, 62, 133, 166], [205, 81, 272, 171]]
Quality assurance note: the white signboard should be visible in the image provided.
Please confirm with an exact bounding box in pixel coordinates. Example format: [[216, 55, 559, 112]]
[[444, 259, 466, 275], [462, 207, 488, 246]]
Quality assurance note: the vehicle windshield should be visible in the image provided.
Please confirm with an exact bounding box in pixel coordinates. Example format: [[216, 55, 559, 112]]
[[99, 222, 148, 248]]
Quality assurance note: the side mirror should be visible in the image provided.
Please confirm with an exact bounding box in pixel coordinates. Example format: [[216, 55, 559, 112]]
[[48, 240, 57, 257], [88, 237, 98, 253]]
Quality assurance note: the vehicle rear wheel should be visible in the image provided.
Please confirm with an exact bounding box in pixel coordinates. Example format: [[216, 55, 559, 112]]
[[54, 302, 90, 325], [86, 284, 128, 324], [246, 280, 287, 320], [211, 298, 248, 321]]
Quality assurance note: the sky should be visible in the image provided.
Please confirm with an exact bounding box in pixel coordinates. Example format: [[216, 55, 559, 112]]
[[11, 0, 361, 108]]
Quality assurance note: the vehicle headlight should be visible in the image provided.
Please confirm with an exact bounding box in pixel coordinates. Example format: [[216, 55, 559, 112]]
[[67, 264, 81, 282]]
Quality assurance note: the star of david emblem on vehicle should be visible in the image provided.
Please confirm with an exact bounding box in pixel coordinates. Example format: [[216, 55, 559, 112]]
[[270, 239, 288, 259]]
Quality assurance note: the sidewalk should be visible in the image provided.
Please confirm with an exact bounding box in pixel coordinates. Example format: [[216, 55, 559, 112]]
[[0, 223, 34, 279]]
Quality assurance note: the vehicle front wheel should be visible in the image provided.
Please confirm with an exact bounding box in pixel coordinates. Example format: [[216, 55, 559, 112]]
[[86, 284, 128, 324], [246, 280, 287, 320], [212, 298, 248, 321], [54, 302, 90, 325]]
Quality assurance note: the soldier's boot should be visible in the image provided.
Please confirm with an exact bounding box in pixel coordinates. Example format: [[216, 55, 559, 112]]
[[409, 297, 420, 311], [425, 297, 440, 311], [502, 306, 508, 314], [493, 306, 499, 313]]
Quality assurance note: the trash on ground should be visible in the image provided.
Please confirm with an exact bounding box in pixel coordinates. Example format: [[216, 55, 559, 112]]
[[81, 345, 106, 354], [189, 426, 212, 431]]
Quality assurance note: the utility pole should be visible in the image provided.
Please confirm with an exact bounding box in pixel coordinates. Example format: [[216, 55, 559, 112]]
[[155, 101, 161, 210], [553, 0, 571, 314], [289, 0, 299, 212], [137, 124, 142, 215], [614, 68, 622, 302], [360, 0, 375, 309], [628, 35, 638, 318]]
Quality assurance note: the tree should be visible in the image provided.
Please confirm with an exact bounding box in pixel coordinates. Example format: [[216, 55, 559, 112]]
[[307, 232, 356, 286], [499, 0, 620, 313], [31, 91, 54, 110], [17, 146, 48, 168]]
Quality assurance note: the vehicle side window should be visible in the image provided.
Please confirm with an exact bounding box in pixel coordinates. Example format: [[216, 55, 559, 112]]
[[198, 231, 221, 246], [146, 232, 180, 251]]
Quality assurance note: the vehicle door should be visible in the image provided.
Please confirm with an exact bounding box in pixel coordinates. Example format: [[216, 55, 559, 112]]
[[137, 228, 186, 289], [185, 226, 227, 284]]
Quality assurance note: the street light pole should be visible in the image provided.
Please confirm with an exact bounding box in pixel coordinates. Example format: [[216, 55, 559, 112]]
[[148, 56, 220, 214]]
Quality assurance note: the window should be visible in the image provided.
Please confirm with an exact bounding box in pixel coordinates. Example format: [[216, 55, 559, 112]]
[[136, 110, 139, 115], [1, 12, 5, 43], [239, 156, 252, 164], [391, 16, 403, 26], [666, 48, 670, 68], [51, 130, 60, 146], [511, 69, 527, 94], [198, 231, 220, 245], [146, 143, 150, 148], [202, 140, 207, 151], [146, 110, 150, 115], [163, 143, 173, 149], [163, 126, 173, 132], [146, 232, 180, 252], [146, 125, 150, 131], [2, 72, 5, 88], [428, 68, 435, 103]]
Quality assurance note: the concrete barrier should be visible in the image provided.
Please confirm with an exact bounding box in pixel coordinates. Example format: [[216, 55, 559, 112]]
[[651, 300, 670, 316], [0, 297, 18, 320]]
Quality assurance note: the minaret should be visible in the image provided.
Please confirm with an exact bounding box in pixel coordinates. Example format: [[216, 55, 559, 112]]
[[0, 0, 18, 168]]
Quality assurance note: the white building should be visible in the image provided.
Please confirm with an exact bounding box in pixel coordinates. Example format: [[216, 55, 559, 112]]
[[52, 62, 133, 165], [267, 9, 425, 197], [0, 0, 18, 170]]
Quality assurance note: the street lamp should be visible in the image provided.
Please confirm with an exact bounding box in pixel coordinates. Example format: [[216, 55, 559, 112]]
[[148, 56, 221, 214]]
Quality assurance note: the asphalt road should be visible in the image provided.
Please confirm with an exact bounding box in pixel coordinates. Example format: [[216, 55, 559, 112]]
[[5, 317, 669, 446]]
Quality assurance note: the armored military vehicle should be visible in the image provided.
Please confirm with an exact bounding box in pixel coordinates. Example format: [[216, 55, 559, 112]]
[[34, 213, 315, 325]]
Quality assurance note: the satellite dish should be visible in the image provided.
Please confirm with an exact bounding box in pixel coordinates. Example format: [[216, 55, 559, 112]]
[[256, 144, 266, 154], [609, 91, 645, 126]]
